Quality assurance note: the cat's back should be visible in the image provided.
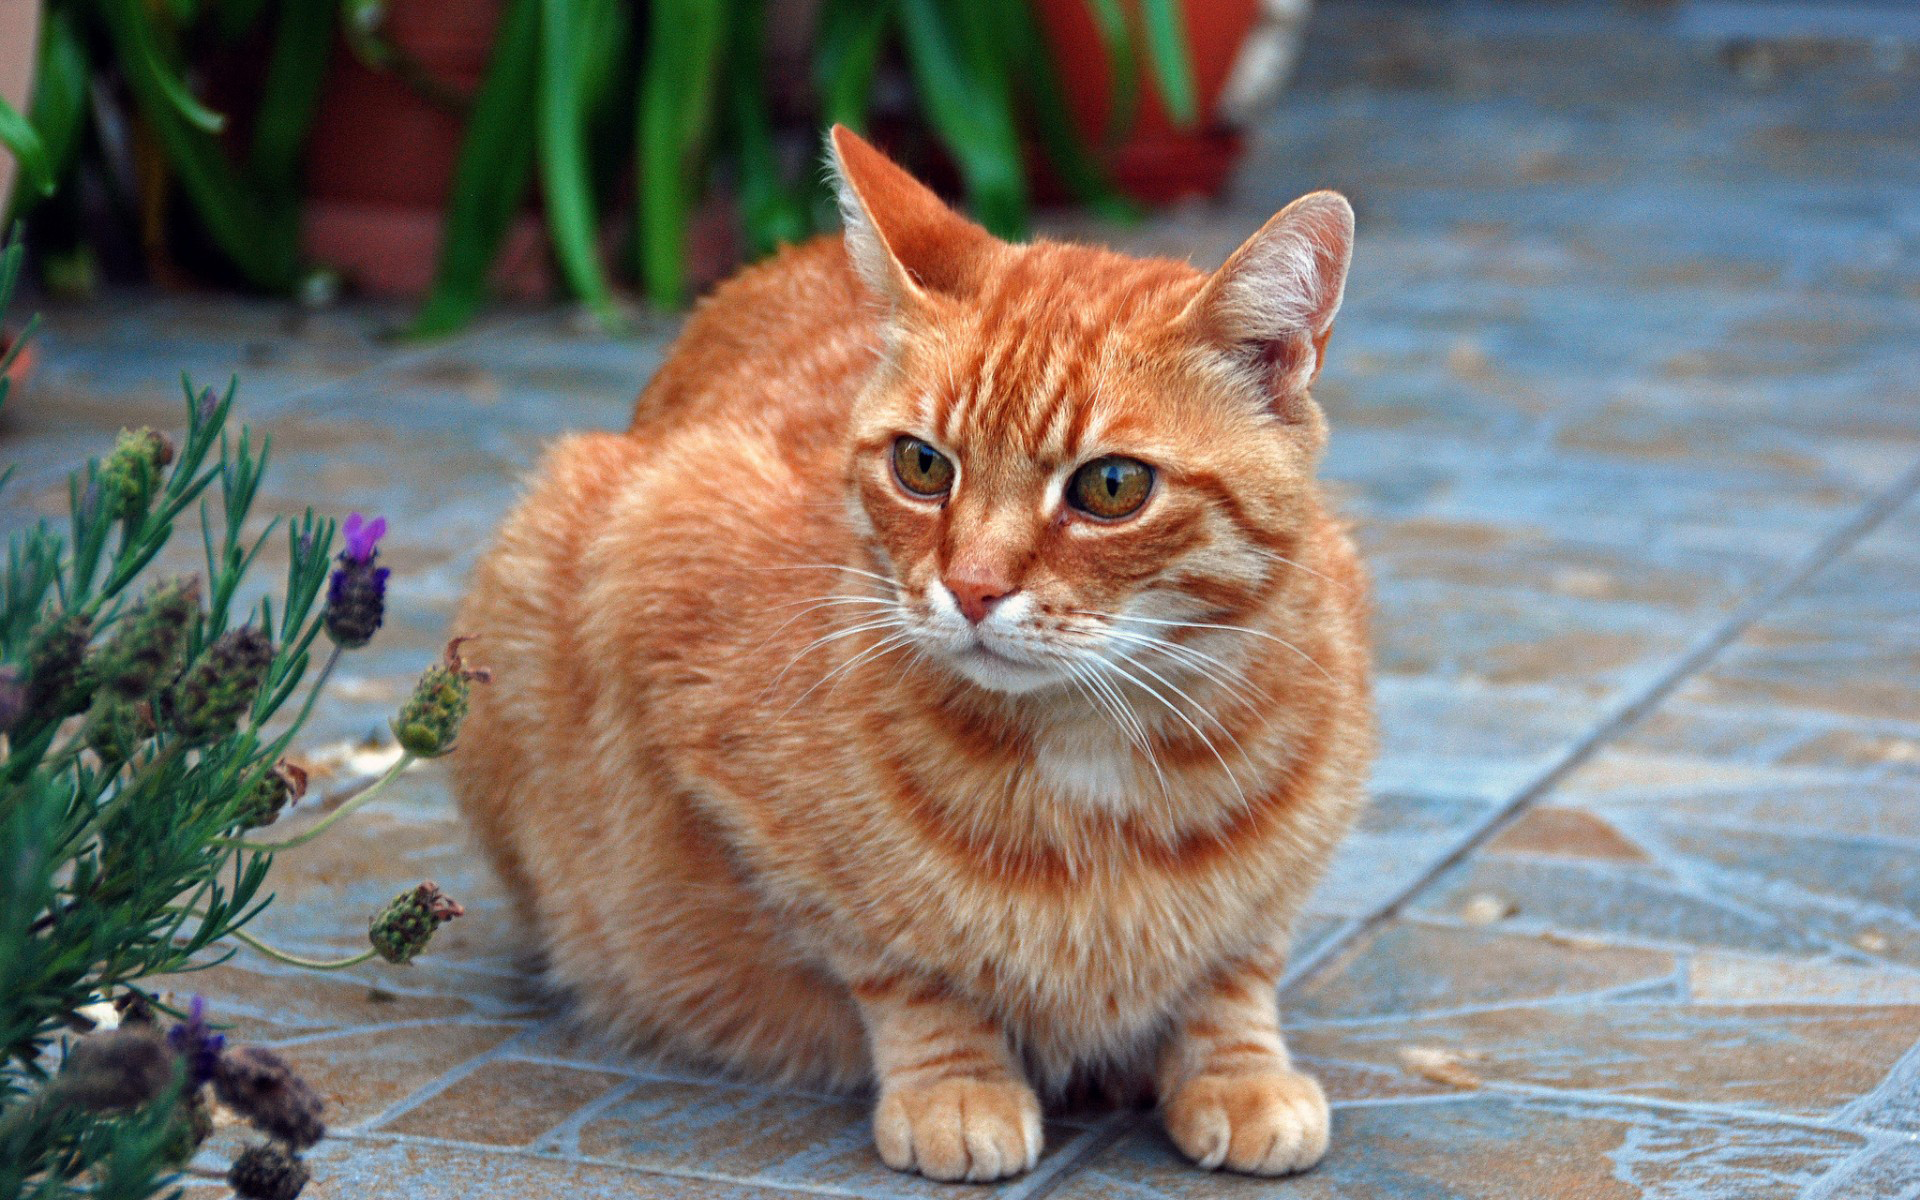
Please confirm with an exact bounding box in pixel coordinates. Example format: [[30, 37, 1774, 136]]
[[627, 235, 881, 439]]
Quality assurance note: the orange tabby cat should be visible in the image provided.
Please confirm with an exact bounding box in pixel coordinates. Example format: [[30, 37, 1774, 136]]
[[451, 126, 1372, 1181]]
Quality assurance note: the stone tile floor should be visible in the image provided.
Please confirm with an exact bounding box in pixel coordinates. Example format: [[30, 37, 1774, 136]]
[[4, 1, 1918, 1196]]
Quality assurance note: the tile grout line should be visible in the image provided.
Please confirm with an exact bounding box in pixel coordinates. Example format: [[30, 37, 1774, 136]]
[[1283, 452, 1920, 991], [347, 1021, 543, 1133], [1016, 1114, 1144, 1200]]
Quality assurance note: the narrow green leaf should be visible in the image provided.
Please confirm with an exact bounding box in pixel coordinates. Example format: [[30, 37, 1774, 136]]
[[28, 11, 91, 194], [414, 0, 542, 336], [247, 0, 337, 199], [131, 18, 228, 135], [1081, 0, 1140, 143], [635, 0, 727, 308], [1140, 0, 1199, 130], [814, 0, 892, 133], [995, 0, 1136, 221], [728, 1, 809, 258], [99, 0, 300, 288], [539, 0, 620, 326], [897, 0, 1028, 239], [0, 96, 55, 199]]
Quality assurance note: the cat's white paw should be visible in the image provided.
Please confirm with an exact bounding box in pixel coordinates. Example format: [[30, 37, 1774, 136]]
[[1163, 1067, 1329, 1176], [873, 1076, 1043, 1182]]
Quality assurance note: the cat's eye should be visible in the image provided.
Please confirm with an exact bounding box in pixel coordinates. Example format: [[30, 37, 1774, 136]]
[[1067, 456, 1154, 521], [891, 436, 954, 498]]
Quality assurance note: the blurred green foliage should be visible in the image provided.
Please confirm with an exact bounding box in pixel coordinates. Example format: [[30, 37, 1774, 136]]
[[0, 0, 1197, 332]]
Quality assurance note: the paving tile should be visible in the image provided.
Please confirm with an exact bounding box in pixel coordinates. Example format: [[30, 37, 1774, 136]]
[[572, 1077, 1107, 1200], [306, 1136, 823, 1200], [1688, 951, 1920, 1007], [1485, 806, 1650, 862], [1406, 855, 1834, 960], [145, 961, 479, 1044], [1302, 794, 1497, 918], [1372, 579, 1691, 693], [1285, 920, 1675, 1022], [1296, 1002, 1920, 1120], [1802, 1139, 1920, 1200], [274, 1021, 523, 1129], [1559, 753, 1920, 845], [1049, 1095, 1863, 1200], [1370, 678, 1601, 801], [1622, 819, 1920, 971], [376, 1058, 629, 1146]]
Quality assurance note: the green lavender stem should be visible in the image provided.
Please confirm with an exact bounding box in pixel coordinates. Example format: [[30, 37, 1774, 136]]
[[225, 748, 416, 853]]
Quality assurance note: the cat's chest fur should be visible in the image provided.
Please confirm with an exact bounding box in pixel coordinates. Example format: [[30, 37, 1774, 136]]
[[677, 700, 1337, 1069]]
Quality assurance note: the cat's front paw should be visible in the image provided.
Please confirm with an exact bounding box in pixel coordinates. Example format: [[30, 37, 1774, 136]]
[[873, 1076, 1043, 1182], [1163, 1067, 1329, 1176]]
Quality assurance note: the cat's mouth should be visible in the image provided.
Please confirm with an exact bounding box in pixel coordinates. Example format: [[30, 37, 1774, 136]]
[[944, 635, 1061, 694]]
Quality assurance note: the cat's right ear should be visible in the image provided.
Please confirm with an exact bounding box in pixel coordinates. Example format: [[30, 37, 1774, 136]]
[[828, 125, 999, 308]]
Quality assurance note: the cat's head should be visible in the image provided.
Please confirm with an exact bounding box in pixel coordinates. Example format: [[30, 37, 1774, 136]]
[[830, 127, 1352, 698]]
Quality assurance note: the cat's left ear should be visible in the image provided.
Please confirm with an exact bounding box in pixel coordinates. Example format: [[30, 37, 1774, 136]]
[[828, 124, 999, 310], [1180, 191, 1354, 420]]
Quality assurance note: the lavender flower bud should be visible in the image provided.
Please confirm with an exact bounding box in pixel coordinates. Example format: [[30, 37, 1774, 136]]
[[95, 577, 199, 704], [85, 698, 153, 766], [24, 612, 92, 722], [213, 1046, 326, 1149], [369, 880, 465, 965], [55, 1026, 177, 1112], [237, 760, 308, 830], [98, 427, 175, 520], [392, 638, 489, 758], [161, 1090, 215, 1166], [323, 512, 388, 650], [168, 626, 273, 744], [165, 995, 226, 1089], [228, 1143, 310, 1200]]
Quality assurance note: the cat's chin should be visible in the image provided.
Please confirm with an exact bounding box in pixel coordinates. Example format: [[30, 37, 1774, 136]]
[[942, 643, 1066, 696]]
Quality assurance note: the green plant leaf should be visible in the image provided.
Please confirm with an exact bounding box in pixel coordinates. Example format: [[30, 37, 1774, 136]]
[[814, 0, 892, 133], [125, 9, 229, 135], [414, 0, 542, 336], [635, 0, 727, 308], [1140, 0, 1198, 129], [0, 97, 55, 199], [727, 1, 809, 258], [994, 0, 1136, 221], [248, 0, 337, 200], [98, 0, 300, 289], [27, 10, 91, 199], [897, 0, 1028, 239], [538, 0, 620, 326], [1081, 0, 1140, 143]]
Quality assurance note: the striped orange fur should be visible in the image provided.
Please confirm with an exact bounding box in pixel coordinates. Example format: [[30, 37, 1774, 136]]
[[451, 126, 1373, 1181]]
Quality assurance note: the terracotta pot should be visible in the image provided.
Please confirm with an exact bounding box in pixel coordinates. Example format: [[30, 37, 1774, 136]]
[[1035, 0, 1263, 204], [1, 329, 34, 395], [1, 0, 43, 218], [300, 0, 552, 299]]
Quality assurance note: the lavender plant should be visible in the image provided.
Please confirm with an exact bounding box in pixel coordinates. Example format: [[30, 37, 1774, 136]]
[[0, 237, 480, 1199]]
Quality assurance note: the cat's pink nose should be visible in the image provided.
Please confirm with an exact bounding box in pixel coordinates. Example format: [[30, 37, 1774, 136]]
[[945, 567, 1014, 625]]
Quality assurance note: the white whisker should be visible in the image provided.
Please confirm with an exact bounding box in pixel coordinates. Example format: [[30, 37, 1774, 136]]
[[1099, 653, 1247, 804], [780, 630, 918, 717], [1063, 655, 1172, 806], [763, 616, 909, 696], [1075, 609, 1334, 682], [1251, 547, 1344, 591]]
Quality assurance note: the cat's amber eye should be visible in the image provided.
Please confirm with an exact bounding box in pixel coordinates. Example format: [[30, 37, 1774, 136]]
[[1067, 456, 1154, 521], [891, 436, 955, 498]]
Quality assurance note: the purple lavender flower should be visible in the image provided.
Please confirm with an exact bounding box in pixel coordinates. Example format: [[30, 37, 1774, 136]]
[[323, 512, 390, 650], [341, 512, 387, 562], [166, 994, 227, 1088]]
